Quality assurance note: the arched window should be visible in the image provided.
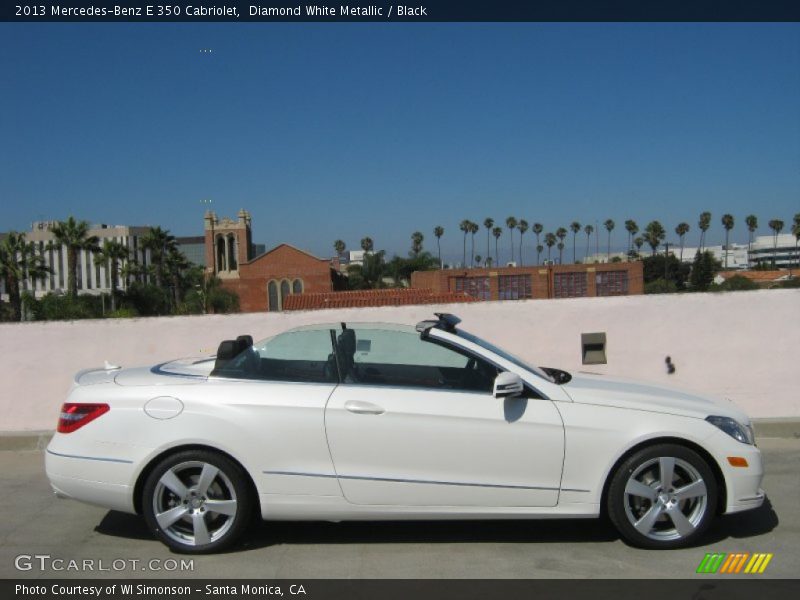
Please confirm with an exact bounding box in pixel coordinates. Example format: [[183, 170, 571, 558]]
[[216, 236, 226, 272], [267, 280, 279, 312], [280, 280, 291, 305], [227, 235, 237, 271], [292, 278, 303, 294]]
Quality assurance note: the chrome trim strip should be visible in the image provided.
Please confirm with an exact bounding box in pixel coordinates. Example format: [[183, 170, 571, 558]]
[[737, 494, 765, 502], [560, 488, 591, 493], [46, 449, 133, 464], [150, 363, 207, 379], [263, 470, 559, 491]]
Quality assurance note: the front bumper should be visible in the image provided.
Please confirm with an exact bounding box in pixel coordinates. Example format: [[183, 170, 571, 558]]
[[712, 431, 766, 514]]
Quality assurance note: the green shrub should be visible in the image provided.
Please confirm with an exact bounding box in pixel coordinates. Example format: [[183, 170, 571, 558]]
[[644, 279, 678, 294], [779, 277, 800, 289], [108, 307, 139, 318], [26, 293, 105, 321], [715, 275, 759, 291], [120, 283, 171, 316]]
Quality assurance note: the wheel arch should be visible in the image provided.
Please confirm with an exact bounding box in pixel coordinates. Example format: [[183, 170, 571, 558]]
[[598, 436, 727, 517], [132, 444, 260, 517]]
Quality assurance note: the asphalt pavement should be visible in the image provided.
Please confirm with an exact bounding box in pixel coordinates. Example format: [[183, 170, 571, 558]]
[[1, 438, 797, 579]]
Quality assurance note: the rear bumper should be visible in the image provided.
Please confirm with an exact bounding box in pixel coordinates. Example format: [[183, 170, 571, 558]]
[[45, 446, 136, 514]]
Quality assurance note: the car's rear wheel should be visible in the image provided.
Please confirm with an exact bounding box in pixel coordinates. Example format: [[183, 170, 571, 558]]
[[607, 443, 718, 549], [142, 449, 253, 553]]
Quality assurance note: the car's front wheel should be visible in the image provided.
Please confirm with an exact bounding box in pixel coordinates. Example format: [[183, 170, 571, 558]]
[[607, 443, 718, 549], [142, 449, 253, 553]]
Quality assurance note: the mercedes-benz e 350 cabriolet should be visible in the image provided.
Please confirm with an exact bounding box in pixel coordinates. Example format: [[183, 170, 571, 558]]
[[46, 313, 764, 553]]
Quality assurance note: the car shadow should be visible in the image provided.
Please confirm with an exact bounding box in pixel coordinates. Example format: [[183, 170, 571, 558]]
[[702, 496, 779, 544], [94, 497, 778, 551]]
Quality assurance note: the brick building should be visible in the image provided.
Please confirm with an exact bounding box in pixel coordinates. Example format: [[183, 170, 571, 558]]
[[410, 261, 644, 301], [204, 210, 338, 312]]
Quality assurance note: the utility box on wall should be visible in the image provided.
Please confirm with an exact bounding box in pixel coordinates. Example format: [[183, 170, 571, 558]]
[[581, 332, 607, 365]]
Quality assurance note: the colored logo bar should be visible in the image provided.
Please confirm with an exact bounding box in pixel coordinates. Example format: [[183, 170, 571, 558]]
[[696, 553, 773, 574]]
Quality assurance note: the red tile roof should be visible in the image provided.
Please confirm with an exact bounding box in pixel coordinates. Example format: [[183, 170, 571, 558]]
[[282, 288, 478, 311], [718, 270, 791, 282]]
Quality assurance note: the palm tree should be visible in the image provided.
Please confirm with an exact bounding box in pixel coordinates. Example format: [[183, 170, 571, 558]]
[[768, 219, 784, 267], [469, 221, 480, 267], [120, 260, 143, 287], [492, 227, 502, 265], [93, 239, 129, 311], [517, 220, 529, 266], [474, 254, 482, 266], [555, 227, 567, 264], [644, 221, 666, 256], [360, 236, 374, 252], [141, 226, 177, 288], [675, 222, 690, 262], [583, 224, 594, 262], [624, 219, 639, 259], [433, 226, 444, 268], [506, 217, 518, 263], [604, 219, 615, 261], [164, 246, 190, 309], [792, 222, 800, 271], [745, 215, 758, 263], [0, 232, 51, 321], [50, 217, 100, 298], [794, 214, 800, 268], [544, 232, 556, 262], [633, 236, 644, 256], [411, 231, 424, 256], [569, 221, 581, 263], [459, 220, 470, 267], [483, 218, 494, 265], [532, 223, 544, 264], [698, 211, 712, 251], [721, 214, 735, 269], [333, 239, 346, 257]]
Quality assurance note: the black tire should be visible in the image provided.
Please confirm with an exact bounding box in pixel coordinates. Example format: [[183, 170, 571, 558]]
[[607, 443, 718, 549], [142, 449, 254, 554]]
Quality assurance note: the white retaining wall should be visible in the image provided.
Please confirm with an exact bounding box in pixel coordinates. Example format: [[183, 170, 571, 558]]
[[1, 289, 797, 431]]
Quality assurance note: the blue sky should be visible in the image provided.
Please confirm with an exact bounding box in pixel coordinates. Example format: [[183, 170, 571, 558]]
[[1, 23, 798, 261]]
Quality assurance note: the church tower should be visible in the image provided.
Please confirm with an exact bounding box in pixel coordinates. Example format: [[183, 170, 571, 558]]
[[204, 209, 253, 278]]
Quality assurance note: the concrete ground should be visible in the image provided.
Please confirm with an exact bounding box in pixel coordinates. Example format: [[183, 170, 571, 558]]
[[1, 438, 797, 579]]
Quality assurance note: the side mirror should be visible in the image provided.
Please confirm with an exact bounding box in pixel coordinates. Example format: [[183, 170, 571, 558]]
[[493, 372, 524, 398]]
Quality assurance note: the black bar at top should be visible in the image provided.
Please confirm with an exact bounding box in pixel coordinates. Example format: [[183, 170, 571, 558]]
[[2, 1, 800, 23]]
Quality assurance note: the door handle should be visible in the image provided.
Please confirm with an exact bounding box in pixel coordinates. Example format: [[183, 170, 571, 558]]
[[344, 400, 385, 415]]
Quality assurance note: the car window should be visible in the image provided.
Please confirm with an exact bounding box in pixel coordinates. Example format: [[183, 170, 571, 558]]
[[337, 327, 498, 393], [214, 329, 338, 384]]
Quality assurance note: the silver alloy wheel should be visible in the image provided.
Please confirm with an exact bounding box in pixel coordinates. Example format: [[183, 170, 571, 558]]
[[152, 460, 238, 547], [623, 456, 708, 541]]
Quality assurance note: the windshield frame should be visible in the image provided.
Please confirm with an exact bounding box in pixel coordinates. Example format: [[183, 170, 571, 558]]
[[454, 329, 555, 383]]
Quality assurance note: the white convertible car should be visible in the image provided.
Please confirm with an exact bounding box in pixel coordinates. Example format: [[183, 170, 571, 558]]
[[46, 313, 764, 553]]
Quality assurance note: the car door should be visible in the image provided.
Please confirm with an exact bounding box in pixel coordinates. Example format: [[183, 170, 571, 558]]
[[324, 325, 565, 507], [208, 327, 342, 498]]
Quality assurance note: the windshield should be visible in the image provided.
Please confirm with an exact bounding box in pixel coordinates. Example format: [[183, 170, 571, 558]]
[[456, 330, 555, 383]]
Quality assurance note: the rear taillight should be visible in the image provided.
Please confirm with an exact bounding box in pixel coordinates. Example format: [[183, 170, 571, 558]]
[[57, 403, 109, 433]]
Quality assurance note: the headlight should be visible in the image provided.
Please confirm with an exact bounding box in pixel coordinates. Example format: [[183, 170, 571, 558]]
[[706, 415, 755, 445]]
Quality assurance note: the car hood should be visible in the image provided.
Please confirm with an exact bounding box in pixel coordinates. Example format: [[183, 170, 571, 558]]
[[562, 372, 750, 423]]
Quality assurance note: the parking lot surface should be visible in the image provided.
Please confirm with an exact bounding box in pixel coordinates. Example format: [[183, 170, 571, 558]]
[[1, 438, 797, 579]]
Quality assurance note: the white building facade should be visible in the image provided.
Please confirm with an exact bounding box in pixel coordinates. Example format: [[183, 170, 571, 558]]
[[0, 221, 154, 299]]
